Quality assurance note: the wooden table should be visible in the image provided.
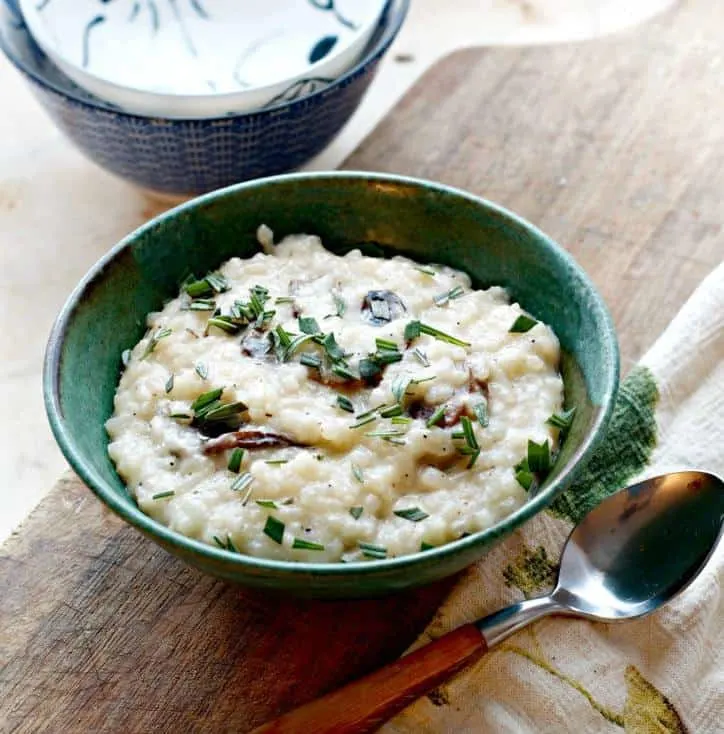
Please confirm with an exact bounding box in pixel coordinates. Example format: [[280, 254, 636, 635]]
[[1, 2, 722, 731]]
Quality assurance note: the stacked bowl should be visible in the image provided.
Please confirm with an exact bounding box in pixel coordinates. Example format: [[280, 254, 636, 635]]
[[0, 0, 409, 196]]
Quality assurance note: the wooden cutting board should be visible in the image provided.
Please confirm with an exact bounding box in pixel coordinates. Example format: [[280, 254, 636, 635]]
[[2, 2, 722, 731]]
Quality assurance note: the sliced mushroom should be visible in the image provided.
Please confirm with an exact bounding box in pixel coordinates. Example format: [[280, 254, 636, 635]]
[[361, 290, 407, 326], [203, 429, 302, 455]]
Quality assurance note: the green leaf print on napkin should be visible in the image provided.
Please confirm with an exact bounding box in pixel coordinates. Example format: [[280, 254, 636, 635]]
[[551, 366, 659, 525], [503, 544, 557, 598], [624, 666, 688, 734]]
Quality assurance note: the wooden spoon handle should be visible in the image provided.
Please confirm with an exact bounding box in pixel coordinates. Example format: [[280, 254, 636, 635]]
[[251, 623, 487, 734]]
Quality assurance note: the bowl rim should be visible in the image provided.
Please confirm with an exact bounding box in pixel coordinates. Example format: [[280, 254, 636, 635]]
[[43, 171, 620, 579], [16, 0, 387, 117], [0, 0, 408, 121]]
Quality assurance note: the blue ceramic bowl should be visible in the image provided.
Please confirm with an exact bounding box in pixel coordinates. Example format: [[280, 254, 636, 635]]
[[0, 0, 408, 196]]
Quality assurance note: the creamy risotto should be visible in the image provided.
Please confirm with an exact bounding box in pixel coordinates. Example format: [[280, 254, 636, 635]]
[[106, 228, 567, 563]]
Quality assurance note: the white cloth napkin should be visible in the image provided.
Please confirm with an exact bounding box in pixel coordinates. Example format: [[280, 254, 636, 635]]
[[383, 261, 724, 734]]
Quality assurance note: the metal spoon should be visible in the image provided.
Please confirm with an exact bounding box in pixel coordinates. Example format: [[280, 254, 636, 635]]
[[253, 470, 724, 734]]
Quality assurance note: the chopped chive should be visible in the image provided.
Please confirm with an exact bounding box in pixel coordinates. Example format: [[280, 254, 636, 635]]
[[375, 337, 398, 351], [227, 448, 244, 473], [152, 490, 175, 500], [322, 332, 345, 362], [121, 348, 132, 367], [461, 416, 479, 450], [509, 314, 538, 333], [433, 285, 465, 306], [365, 428, 406, 438], [358, 358, 382, 381], [195, 361, 208, 379], [351, 464, 364, 483], [383, 437, 406, 445], [355, 404, 386, 421], [191, 387, 224, 412], [349, 505, 364, 519], [331, 363, 358, 381], [213, 535, 226, 549], [205, 272, 230, 293], [264, 459, 288, 465], [300, 353, 322, 369], [185, 279, 214, 298], [374, 349, 403, 366], [208, 316, 241, 334], [263, 516, 285, 545], [231, 472, 254, 493], [350, 415, 378, 429], [391, 375, 411, 404], [404, 320, 470, 348], [283, 333, 316, 361], [410, 375, 436, 385], [379, 404, 403, 418], [275, 296, 295, 305], [255, 499, 278, 508], [420, 541, 436, 551], [201, 401, 246, 422], [414, 265, 436, 276], [359, 542, 387, 559], [275, 324, 292, 348], [226, 535, 239, 554], [165, 374, 174, 394], [451, 430, 465, 439], [337, 395, 355, 413], [393, 507, 429, 522], [140, 327, 172, 360], [547, 407, 576, 431], [298, 316, 321, 335], [169, 412, 192, 420], [515, 466, 535, 490], [472, 399, 489, 427], [292, 538, 325, 551], [391, 416, 411, 425], [426, 404, 446, 428], [188, 298, 216, 311], [527, 439, 551, 473], [412, 348, 430, 367]]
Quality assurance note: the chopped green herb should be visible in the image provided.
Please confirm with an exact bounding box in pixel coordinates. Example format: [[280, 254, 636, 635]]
[[509, 314, 538, 333], [331, 363, 358, 381], [255, 499, 278, 508], [231, 472, 254, 493], [292, 538, 325, 551], [383, 437, 407, 445], [185, 272, 229, 298], [263, 516, 285, 545], [354, 404, 386, 421], [375, 337, 398, 351], [393, 507, 429, 522], [410, 375, 436, 385], [225, 535, 239, 554], [456, 416, 481, 468], [351, 464, 364, 483], [201, 401, 247, 422], [205, 272, 230, 294], [188, 298, 216, 311], [208, 316, 242, 334], [412, 348, 430, 367], [472, 399, 489, 427], [349, 505, 364, 519], [227, 448, 244, 473], [332, 294, 346, 318], [433, 285, 465, 306], [391, 416, 411, 425], [121, 349, 132, 367], [213, 536, 226, 549], [191, 387, 224, 412], [275, 324, 292, 349], [379, 404, 403, 418], [365, 428, 407, 438], [358, 358, 383, 381], [359, 542, 387, 559], [322, 332, 345, 362], [350, 414, 378, 429], [527, 439, 551, 473], [414, 265, 436, 277], [298, 316, 321, 335], [264, 459, 288, 465], [165, 374, 174, 394], [391, 375, 412, 404], [374, 349, 403, 366], [404, 320, 470, 348], [169, 413, 192, 420], [300, 353, 322, 370], [275, 296, 295, 305], [283, 333, 316, 361], [547, 407, 576, 431], [515, 461, 535, 490], [420, 541, 436, 551], [195, 361, 208, 379], [337, 395, 355, 413], [140, 327, 172, 360], [426, 404, 447, 428], [152, 491, 175, 500]]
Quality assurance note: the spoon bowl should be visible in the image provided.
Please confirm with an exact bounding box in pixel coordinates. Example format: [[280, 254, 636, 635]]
[[253, 470, 724, 733]]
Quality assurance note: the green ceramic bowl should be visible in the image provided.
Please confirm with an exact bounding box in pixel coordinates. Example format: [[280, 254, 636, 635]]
[[44, 172, 619, 598]]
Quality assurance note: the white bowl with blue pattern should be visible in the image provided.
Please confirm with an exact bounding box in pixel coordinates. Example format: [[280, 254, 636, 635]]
[[18, 0, 387, 117], [0, 0, 408, 195]]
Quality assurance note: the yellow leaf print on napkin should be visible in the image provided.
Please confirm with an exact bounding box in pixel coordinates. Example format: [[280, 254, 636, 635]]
[[624, 665, 687, 734]]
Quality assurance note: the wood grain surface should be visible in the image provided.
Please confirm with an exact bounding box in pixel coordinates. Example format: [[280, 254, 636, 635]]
[[2, 1, 723, 732]]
